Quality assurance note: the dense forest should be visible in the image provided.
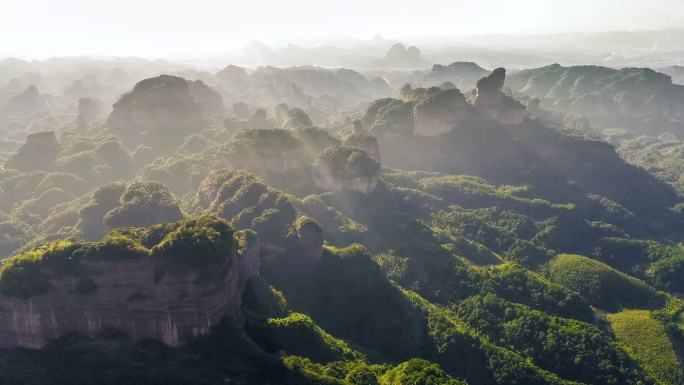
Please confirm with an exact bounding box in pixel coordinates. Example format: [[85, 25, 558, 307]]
[[1, 46, 684, 385]]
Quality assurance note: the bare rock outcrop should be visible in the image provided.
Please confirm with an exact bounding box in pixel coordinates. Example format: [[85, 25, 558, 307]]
[[343, 133, 381, 162], [314, 145, 380, 194], [5, 131, 59, 172], [188, 79, 224, 116], [217, 129, 307, 175], [247, 108, 271, 130], [217, 65, 249, 89], [377, 43, 429, 69], [413, 88, 473, 136], [471, 68, 526, 125], [294, 215, 324, 263], [282, 108, 313, 129], [294, 126, 341, 159], [6, 85, 50, 114], [79, 181, 184, 241], [232, 102, 251, 119], [102, 181, 184, 229], [0, 216, 260, 349], [424, 62, 490, 91], [104, 75, 212, 149], [76, 97, 103, 130]]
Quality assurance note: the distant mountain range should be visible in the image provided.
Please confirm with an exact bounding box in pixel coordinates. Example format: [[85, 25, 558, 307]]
[[179, 28, 684, 70]]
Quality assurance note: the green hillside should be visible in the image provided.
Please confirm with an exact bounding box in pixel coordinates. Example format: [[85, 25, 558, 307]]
[[608, 310, 683, 385], [1, 65, 684, 385], [547, 254, 664, 311]]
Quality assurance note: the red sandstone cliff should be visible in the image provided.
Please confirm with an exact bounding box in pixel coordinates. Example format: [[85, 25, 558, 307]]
[[0, 232, 259, 349]]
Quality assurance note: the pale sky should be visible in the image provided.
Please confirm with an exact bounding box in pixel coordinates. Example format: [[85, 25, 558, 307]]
[[1, 0, 684, 59]]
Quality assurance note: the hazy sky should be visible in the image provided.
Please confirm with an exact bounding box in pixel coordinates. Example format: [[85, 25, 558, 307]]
[[2, 0, 684, 59]]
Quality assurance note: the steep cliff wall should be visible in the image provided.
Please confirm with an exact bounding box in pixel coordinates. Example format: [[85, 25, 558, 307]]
[[0, 218, 260, 349], [413, 88, 472, 136], [471, 68, 527, 125], [217, 129, 308, 176], [104, 75, 213, 150], [343, 134, 381, 162], [314, 145, 381, 195], [314, 174, 379, 195]]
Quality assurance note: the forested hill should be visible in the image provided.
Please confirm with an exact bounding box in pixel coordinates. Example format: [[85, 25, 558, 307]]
[[1, 63, 684, 385], [505, 64, 684, 136]]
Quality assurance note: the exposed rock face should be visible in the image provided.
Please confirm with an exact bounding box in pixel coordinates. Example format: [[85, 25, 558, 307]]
[[79, 182, 127, 241], [275, 103, 289, 125], [474, 68, 506, 104], [5, 131, 59, 172], [247, 108, 271, 130], [218, 129, 307, 175], [64, 78, 99, 100], [0, 226, 260, 349], [188, 79, 224, 116], [3, 78, 25, 95], [472, 68, 526, 125], [105, 75, 211, 148], [282, 108, 313, 129], [294, 216, 324, 263], [378, 43, 429, 69], [424, 62, 490, 91], [6, 85, 50, 113], [294, 126, 341, 159], [413, 88, 472, 136], [661, 65, 684, 85], [364, 98, 416, 138], [76, 97, 103, 130], [103, 181, 185, 230], [343, 133, 381, 162], [78, 181, 184, 241], [314, 145, 380, 194], [232, 102, 251, 119], [217, 65, 249, 88], [316, 174, 379, 195]]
